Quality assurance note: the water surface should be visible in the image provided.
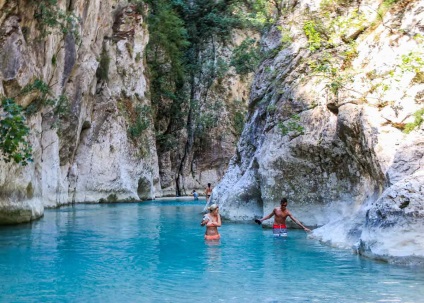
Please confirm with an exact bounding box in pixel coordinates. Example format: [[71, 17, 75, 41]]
[[1, 200, 423, 302]]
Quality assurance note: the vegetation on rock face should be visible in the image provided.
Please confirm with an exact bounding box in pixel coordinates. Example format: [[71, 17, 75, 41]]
[[254, 0, 422, 143], [0, 0, 79, 166], [96, 47, 111, 81], [143, 0, 276, 193], [230, 38, 261, 76], [404, 109, 424, 134], [303, 20, 325, 52], [128, 105, 151, 139], [0, 79, 70, 165], [307, 52, 355, 97], [117, 94, 152, 157], [278, 114, 304, 137], [299, 0, 415, 105], [144, 0, 189, 154], [21, 80, 54, 115], [293, 7, 365, 113], [33, 0, 80, 40], [0, 98, 33, 166]]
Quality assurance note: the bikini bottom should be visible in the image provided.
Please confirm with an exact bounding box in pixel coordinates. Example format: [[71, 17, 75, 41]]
[[204, 234, 220, 240]]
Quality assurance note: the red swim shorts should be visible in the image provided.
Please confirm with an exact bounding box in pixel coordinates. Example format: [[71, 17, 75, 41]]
[[273, 224, 287, 229]]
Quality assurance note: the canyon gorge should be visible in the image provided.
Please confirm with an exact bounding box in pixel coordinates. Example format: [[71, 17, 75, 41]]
[[0, 0, 423, 265]]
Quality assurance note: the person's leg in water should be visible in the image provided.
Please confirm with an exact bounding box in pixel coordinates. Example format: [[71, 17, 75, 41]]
[[273, 224, 287, 237]]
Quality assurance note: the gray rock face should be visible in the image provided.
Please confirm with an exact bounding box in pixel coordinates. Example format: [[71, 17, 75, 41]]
[[0, 1, 160, 223], [156, 30, 253, 197], [213, 0, 424, 264], [0, 0, 249, 223]]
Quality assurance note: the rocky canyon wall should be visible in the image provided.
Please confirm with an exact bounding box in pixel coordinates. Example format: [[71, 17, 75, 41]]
[[156, 31, 253, 197], [0, 0, 161, 223], [1, 0, 423, 265], [0, 0, 251, 223], [213, 0, 423, 264]]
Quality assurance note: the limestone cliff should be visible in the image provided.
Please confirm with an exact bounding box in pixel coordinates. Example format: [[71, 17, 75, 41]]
[[0, 0, 161, 223], [0, 0, 251, 223], [155, 31, 252, 197], [213, 0, 424, 264]]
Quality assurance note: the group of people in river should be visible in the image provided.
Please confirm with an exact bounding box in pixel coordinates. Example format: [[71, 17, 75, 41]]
[[200, 194, 311, 241]]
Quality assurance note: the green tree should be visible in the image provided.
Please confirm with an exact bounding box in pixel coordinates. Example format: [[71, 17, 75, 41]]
[[33, 0, 80, 39], [145, 0, 270, 195], [230, 38, 261, 75]]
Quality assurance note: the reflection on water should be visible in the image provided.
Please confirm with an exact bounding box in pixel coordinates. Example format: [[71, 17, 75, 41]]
[[0, 201, 423, 303], [205, 240, 222, 272]]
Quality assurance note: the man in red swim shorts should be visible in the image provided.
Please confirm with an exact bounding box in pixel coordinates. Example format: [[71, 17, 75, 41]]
[[256, 198, 311, 236]]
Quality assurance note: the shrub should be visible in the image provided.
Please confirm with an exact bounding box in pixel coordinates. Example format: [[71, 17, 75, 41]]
[[404, 108, 424, 134], [278, 114, 304, 136], [34, 0, 80, 40], [0, 98, 33, 165], [96, 48, 110, 81], [233, 111, 246, 137], [128, 105, 151, 139], [303, 20, 323, 51]]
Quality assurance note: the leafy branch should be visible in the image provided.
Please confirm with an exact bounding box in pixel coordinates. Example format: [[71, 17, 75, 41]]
[[308, 53, 355, 97], [34, 0, 80, 40], [0, 79, 70, 165], [230, 38, 261, 76], [278, 114, 304, 136], [0, 98, 33, 165], [404, 108, 424, 134]]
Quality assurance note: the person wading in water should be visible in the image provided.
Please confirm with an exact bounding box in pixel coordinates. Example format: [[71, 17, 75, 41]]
[[201, 204, 221, 240], [204, 183, 213, 203], [256, 198, 311, 237]]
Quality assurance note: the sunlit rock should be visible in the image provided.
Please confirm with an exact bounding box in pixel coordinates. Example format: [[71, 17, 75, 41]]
[[0, 0, 160, 223], [214, 0, 424, 264]]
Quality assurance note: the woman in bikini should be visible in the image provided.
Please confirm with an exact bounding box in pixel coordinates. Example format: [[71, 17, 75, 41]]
[[201, 204, 221, 240]]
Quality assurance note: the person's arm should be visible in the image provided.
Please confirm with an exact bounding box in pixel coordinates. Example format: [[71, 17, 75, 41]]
[[259, 209, 275, 223], [215, 214, 222, 227], [201, 215, 209, 226], [288, 212, 311, 232], [207, 214, 222, 227]]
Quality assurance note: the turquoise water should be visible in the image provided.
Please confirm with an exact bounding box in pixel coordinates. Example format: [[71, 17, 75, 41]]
[[1, 200, 424, 303]]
